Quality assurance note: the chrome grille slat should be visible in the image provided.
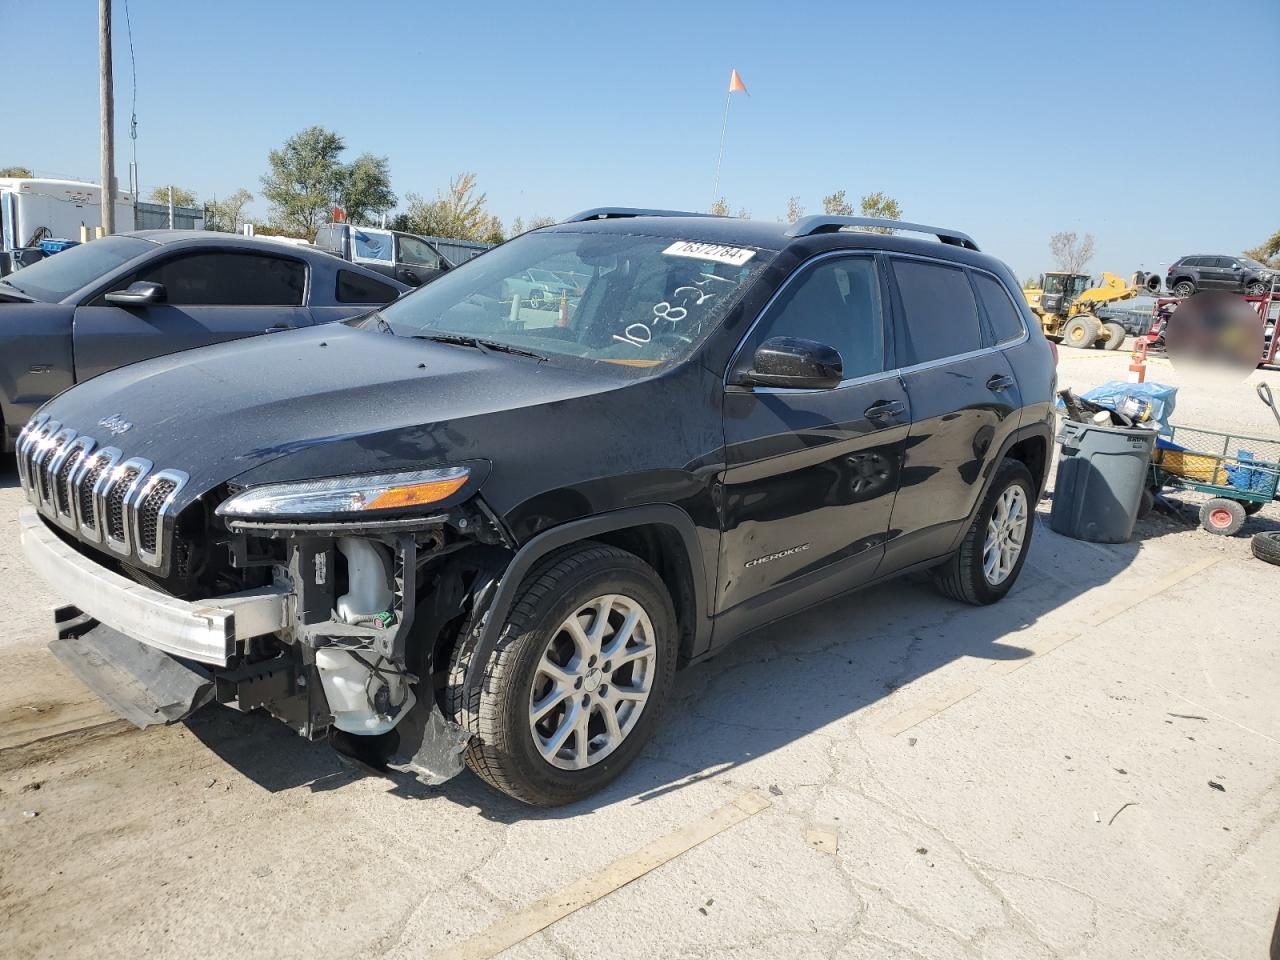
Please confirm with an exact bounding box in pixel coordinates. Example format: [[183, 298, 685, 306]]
[[18, 418, 188, 572]]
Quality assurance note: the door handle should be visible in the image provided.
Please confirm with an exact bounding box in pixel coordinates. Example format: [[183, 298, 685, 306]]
[[264, 323, 293, 333], [986, 374, 1015, 391], [865, 400, 906, 421]]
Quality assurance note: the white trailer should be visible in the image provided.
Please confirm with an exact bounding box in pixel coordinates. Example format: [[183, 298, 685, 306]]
[[0, 178, 137, 253]]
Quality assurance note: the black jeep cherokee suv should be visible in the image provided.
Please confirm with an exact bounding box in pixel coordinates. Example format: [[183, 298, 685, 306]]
[[1166, 254, 1277, 298], [16, 209, 1054, 805]]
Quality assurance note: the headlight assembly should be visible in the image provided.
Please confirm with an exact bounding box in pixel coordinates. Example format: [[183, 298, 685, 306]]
[[215, 466, 471, 520]]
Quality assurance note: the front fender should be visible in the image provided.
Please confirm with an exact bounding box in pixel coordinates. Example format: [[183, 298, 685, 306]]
[[0, 304, 77, 440]]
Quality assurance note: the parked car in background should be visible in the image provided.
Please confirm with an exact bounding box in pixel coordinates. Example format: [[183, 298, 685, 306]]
[[15, 208, 1054, 806], [1166, 255, 1277, 297], [0, 230, 408, 451], [314, 223, 455, 287]]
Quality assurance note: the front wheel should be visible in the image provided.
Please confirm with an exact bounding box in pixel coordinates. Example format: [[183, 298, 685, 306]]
[[1246, 281, 1266, 297], [447, 542, 677, 806], [1199, 498, 1246, 536], [932, 458, 1036, 605]]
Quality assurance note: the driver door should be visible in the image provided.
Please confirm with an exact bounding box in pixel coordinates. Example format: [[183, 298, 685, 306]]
[[716, 254, 909, 617], [73, 250, 312, 381], [394, 235, 448, 287]]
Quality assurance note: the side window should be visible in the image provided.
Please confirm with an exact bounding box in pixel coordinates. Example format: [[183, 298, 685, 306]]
[[891, 259, 983, 365], [135, 252, 305, 306], [397, 236, 441, 270], [972, 272, 1025, 344], [1212, 257, 1234, 268], [748, 257, 884, 380], [336, 269, 399, 304], [1184, 257, 1204, 268], [352, 231, 393, 262]]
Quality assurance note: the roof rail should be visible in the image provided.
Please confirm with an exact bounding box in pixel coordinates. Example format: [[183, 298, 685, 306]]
[[784, 216, 979, 251], [564, 207, 714, 223]]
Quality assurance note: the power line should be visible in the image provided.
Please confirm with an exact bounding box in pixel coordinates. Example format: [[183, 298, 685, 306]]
[[123, 0, 139, 193]]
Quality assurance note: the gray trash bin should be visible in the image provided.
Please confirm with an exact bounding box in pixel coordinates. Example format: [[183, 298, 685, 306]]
[[1050, 419, 1158, 543]]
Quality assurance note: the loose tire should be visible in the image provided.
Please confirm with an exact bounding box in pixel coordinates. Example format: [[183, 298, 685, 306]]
[[1251, 531, 1280, 565], [447, 542, 677, 806], [1198, 498, 1246, 536], [1100, 321, 1127, 351], [1062, 316, 1100, 349], [1173, 280, 1195, 298], [932, 458, 1036, 605]]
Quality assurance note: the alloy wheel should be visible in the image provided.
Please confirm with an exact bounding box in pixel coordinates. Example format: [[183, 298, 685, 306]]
[[528, 594, 657, 770], [983, 485, 1027, 585]]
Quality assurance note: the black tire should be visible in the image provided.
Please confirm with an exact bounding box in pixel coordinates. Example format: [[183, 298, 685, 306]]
[[1199, 498, 1246, 536], [1251, 531, 1280, 565], [1062, 316, 1100, 349], [1100, 322, 1127, 351], [1172, 279, 1195, 298], [1246, 281, 1266, 297], [447, 542, 677, 806], [932, 458, 1036, 605]]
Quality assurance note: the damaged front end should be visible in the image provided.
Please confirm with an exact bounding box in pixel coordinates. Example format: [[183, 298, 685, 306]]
[[36, 462, 513, 786]]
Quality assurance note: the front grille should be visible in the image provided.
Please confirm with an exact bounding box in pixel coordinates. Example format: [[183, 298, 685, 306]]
[[17, 415, 189, 571]]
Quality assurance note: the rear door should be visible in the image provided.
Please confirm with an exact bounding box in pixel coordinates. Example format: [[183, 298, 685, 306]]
[[881, 257, 1022, 572], [72, 249, 312, 381], [717, 253, 909, 617], [1202, 257, 1232, 290]]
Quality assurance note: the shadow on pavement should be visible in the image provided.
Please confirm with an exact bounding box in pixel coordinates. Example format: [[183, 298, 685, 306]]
[[185, 516, 1147, 822]]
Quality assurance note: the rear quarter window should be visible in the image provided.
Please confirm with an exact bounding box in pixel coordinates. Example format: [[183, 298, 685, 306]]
[[972, 272, 1025, 344], [336, 269, 399, 304], [890, 259, 984, 365]]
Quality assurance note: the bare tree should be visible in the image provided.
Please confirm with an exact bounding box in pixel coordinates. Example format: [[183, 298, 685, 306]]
[[1049, 231, 1095, 273], [822, 190, 853, 216], [736, 207, 751, 220], [205, 188, 254, 233], [403, 173, 499, 241], [1244, 228, 1280, 269], [784, 196, 805, 223], [709, 198, 729, 217]]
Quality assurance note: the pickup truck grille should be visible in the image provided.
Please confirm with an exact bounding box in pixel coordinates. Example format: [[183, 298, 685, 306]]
[[16, 415, 189, 572]]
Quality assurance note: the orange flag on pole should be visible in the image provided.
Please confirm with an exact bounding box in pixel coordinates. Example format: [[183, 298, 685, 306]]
[[728, 69, 748, 95]]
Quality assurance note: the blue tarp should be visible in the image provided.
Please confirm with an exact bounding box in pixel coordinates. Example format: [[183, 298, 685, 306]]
[[1058, 380, 1178, 435]]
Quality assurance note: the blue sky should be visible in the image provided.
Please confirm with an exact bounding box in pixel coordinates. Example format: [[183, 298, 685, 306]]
[[5, 0, 1278, 279]]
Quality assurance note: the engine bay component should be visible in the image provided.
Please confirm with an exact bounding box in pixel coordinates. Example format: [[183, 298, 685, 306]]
[[315, 648, 415, 735]]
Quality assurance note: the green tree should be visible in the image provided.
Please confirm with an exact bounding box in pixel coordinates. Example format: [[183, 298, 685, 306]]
[[148, 185, 198, 207], [0, 165, 33, 178], [402, 173, 500, 242], [261, 126, 349, 240], [709, 198, 730, 217], [1244, 229, 1280, 269], [822, 190, 853, 216], [205, 188, 254, 233], [858, 191, 902, 232], [340, 153, 396, 225]]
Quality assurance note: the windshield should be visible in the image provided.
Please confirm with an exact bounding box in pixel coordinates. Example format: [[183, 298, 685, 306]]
[[373, 231, 770, 370], [1043, 275, 1066, 295], [1240, 257, 1268, 271], [1, 235, 153, 302]]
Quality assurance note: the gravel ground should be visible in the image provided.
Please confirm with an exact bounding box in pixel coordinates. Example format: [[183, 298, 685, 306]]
[[0, 346, 1277, 960]]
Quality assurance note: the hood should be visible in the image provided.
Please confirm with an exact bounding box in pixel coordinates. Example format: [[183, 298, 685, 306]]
[[36, 324, 628, 506]]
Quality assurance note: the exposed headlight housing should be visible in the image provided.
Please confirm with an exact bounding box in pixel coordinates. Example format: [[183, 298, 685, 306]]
[[215, 466, 471, 520]]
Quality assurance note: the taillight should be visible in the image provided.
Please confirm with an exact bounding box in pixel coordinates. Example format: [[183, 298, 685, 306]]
[[1048, 339, 1059, 365]]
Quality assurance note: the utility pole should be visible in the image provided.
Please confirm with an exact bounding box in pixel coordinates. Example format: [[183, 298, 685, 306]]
[[99, 0, 115, 235]]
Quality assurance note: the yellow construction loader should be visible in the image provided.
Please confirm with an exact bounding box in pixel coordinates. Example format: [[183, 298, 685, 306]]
[[1023, 271, 1141, 350]]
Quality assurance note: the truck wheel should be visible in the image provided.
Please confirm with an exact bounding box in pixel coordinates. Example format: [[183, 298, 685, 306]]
[[1251, 532, 1280, 566], [1062, 316, 1100, 349], [1246, 281, 1266, 297], [1173, 280, 1195, 298], [932, 458, 1035, 605], [1199, 498, 1245, 536], [447, 542, 677, 806], [1100, 322, 1127, 350]]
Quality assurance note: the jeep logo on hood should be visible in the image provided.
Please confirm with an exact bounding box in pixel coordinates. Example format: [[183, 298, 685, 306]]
[[97, 414, 134, 436]]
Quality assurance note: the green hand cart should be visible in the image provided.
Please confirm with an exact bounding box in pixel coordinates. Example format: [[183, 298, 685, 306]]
[[1146, 424, 1280, 535]]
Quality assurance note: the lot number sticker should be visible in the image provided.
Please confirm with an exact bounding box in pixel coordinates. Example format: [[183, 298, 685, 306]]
[[663, 241, 755, 267]]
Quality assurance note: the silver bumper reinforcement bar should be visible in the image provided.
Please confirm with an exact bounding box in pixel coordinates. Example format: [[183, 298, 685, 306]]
[[19, 506, 287, 666]]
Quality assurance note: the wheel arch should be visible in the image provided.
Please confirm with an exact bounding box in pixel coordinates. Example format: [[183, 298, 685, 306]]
[[947, 421, 1052, 556], [460, 505, 711, 700]]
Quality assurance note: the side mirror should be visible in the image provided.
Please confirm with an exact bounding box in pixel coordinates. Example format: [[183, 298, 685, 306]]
[[742, 336, 843, 389], [105, 281, 166, 306]]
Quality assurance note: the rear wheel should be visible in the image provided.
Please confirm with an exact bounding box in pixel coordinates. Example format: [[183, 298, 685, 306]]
[[1100, 321, 1127, 351], [1199, 498, 1246, 536], [932, 458, 1035, 605], [1062, 316, 1100, 349], [1173, 280, 1196, 298], [447, 542, 677, 806]]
